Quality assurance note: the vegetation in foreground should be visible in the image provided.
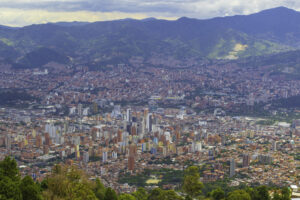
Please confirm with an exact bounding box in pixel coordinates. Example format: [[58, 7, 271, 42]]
[[0, 157, 292, 200]]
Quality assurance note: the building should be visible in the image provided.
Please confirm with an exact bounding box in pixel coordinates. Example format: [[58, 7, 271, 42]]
[[128, 156, 135, 171], [243, 154, 250, 167], [272, 140, 277, 151], [45, 132, 51, 146], [230, 158, 235, 177], [78, 104, 83, 117], [83, 151, 89, 163], [128, 144, 136, 171], [102, 151, 108, 163], [5, 135, 11, 153], [258, 154, 273, 164], [221, 134, 226, 146], [126, 108, 132, 122], [36, 135, 42, 147], [146, 113, 152, 132]]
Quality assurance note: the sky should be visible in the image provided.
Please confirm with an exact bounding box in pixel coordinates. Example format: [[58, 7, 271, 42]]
[[1, 0, 300, 27]]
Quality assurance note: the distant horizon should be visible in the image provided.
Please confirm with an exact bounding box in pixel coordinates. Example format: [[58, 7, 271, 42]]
[[1, 5, 299, 28]]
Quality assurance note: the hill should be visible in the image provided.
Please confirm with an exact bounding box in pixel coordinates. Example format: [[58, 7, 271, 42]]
[[0, 7, 300, 67], [14, 47, 70, 69]]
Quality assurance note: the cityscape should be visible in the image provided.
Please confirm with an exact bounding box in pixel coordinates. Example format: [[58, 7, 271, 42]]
[[0, 1, 299, 200]]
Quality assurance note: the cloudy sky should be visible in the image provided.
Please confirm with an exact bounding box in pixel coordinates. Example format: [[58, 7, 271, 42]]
[[1, 0, 300, 27]]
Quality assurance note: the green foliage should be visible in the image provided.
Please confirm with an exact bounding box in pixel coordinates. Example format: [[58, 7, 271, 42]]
[[256, 186, 270, 200], [148, 188, 164, 200], [41, 179, 48, 190], [94, 178, 106, 200], [182, 166, 204, 198], [119, 168, 183, 188], [211, 187, 225, 200], [0, 157, 293, 200], [0, 156, 20, 182], [43, 164, 97, 200], [163, 190, 183, 200], [273, 192, 282, 200], [104, 187, 118, 200], [68, 182, 98, 200], [227, 190, 251, 200], [247, 186, 270, 200], [281, 187, 291, 200], [132, 187, 148, 200], [147, 188, 183, 200], [0, 176, 22, 200], [0, 156, 22, 200], [20, 176, 43, 200], [118, 193, 136, 200]]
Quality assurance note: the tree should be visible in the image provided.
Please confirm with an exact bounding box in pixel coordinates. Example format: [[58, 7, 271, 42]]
[[148, 188, 164, 200], [0, 176, 22, 200], [0, 157, 22, 200], [273, 192, 281, 200], [68, 182, 98, 200], [43, 164, 97, 200], [185, 196, 192, 200], [95, 178, 106, 200], [41, 178, 48, 190], [132, 187, 148, 200], [20, 175, 43, 200], [118, 193, 136, 200], [104, 187, 118, 200], [227, 190, 251, 200], [182, 166, 204, 198], [148, 188, 183, 200], [256, 186, 270, 200], [281, 187, 291, 200], [163, 190, 183, 200], [0, 156, 20, 182], [211, 188, 225, 200]]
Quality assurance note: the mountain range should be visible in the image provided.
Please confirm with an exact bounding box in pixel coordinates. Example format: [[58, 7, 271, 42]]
[[1, 6, 300, 68]]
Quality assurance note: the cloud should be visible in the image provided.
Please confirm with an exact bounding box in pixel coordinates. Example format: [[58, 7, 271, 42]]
[[0, 8, 176, 27], [0, 0, 300, 26]]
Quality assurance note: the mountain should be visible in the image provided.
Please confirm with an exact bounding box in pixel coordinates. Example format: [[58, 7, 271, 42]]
[[0, 7, 300, 68], [209, 7, 300, 47], [14, 47, 70, 69], [52, 21, 91, 27]]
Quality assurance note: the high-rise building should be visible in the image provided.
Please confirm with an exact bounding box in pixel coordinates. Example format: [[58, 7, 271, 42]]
[[117, 130, 123, 142], [78, 103, 83, 117], [43, 145, 49, 154], [83, 151, 89, 163], [36, 135, 42, 147], [258, 154, 273, 164], [102, 151, 108, 163], [128, 156, 135, 171], [45, 132, 52, 146], [126, 108, 132, 122], [112, 151, 118, 159], [146, 113, 152, 132], [5, 135, 11, 152], [230, 158, 235, 177], [272, 140, 277, 151], [221, 134, 226, 146], [92, 102, 98, 114], [242, 154, 250, 167], [128, 144, 136, 171]]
